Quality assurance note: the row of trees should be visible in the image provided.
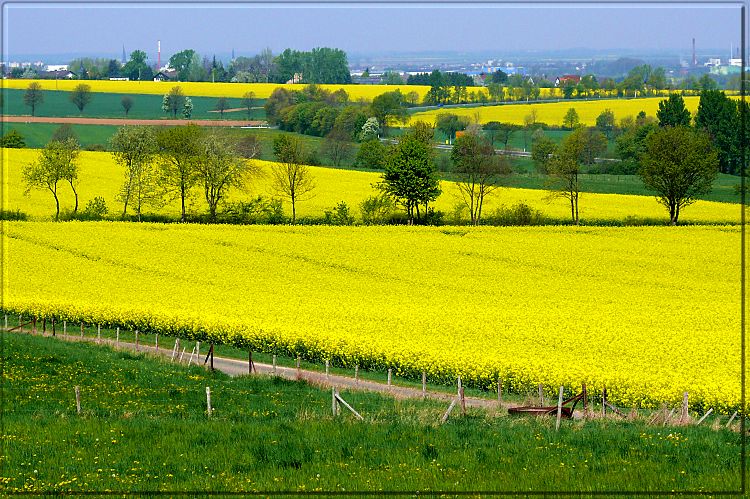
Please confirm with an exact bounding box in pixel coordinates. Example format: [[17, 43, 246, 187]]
[[22, 82, 94, 116]]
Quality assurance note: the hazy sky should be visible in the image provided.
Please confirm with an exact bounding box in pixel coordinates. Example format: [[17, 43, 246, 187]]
[[4, 2, 744, 61]]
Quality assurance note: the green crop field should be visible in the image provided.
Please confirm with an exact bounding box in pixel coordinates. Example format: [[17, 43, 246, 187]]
[[2, 332, 741, 494], [2, 88, 266, 120]]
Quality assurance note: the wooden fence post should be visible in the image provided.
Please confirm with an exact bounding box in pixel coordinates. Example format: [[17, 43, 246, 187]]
[[582, 382, 588, 418], [249, 350, 256, 374], [680, 392, 689, 424], [332, 387, 338, 417], [80, 322, 84, 339], [155, 334, 159, 351], [387, 368, 392, 386], [63, 320, 67, 335], [75, 386, 81, 415], [355, 366, 359, 385], [334, 391, 364, 421], [179, 347, 186, 362], [116, 327, 120, 346], [601, 387, 607, 417], [3, 314, 6, 329], [296, 356, 301, 379], [459, 385, 466, 416], [422, 371, 427, 398], [727, 411, 738, 428], [42, 318, 47, 334], [188, 344, 196, 366], [210, 344, 214, 371], [51, 318, 55, 337], [497, 378, 502, 403], [457, 376, 462, 397], [135, 330, 139, 351], [325, 360, 330, 380], [272, 355, 277, 375], [97, 324, 101, 343], [172, 338, 179, 361], [696, 408, 714, 425], [206, 387, 212, 418], [440, 399, 457, 424], [555, 386, 564, 431], [32, 317, 37, 334], [538, 384, 544, 406]]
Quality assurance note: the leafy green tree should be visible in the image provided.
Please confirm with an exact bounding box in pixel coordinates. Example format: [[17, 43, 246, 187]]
[[240, 91, 256, 119], [169, 49, 196, 81], [22, 138, 79, 220], [272, 135, 315, 223], [162, 86, 188, 118], [51, 124, 78, 144], [423, 70, 451, 105], [451, 130, 511, 225], [156, 124, 204, 222], [359, 194, 395, 225], [110, 126, 158, 220], [121, 96, 134, 116], [435, 113, 468, 144], [195, 132, 257, 220], [656, 94, 691, 127], [639, 126, 719, 224], [615, 121, 658, 174], [354, 139, 386, 169], [334, 106, 368, 140], [531, 130, 557, 173], [546, 132, 585, 224], [321, 128, 353, 167], [568, 127, 608, 165], [359, 117, 380, 142], [264, 87, 296, 125], [562, 108, 580, 129], [23, 82, 44, 116], [214, 97, 230, 118], [698, 74, 718, 91], [595, 109, 616, 138], [0, 130, 25, 148], [377, 123, 441, 224], [370, 91, 409, 135], [122, 50, 153, 81], [695, 90, 739, 174]]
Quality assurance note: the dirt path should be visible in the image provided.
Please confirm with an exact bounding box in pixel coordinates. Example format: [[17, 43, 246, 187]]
[[21, 329, 503, 410], [1, 115, 266, 127]]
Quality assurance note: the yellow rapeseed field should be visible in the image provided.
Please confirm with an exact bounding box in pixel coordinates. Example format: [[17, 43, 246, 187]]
[[3, 222, 742, 412], [4, 148, 739, 224], [411, 97, 706, 127], [2, 79, 432, 101]]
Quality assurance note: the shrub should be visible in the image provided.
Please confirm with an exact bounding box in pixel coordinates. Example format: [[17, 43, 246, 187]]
[[354, 139, 386, 169], [0, 130, 25, 148], [359, 195, 395, 225], [323, 201, 355, 226], [84, 144, 107, 152], [219, 197, 286, 225], [0, 209, 28, 221], [484, 202, 546, 226], [82, 196, 108, 220]]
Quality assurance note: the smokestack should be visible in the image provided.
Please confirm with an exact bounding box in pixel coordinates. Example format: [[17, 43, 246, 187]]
[[692, 38, 696, 66], [157, 40, 161, 70]]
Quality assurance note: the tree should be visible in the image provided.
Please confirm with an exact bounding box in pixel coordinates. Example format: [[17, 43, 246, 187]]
[[0, 130, 25, 148], [271, 135, 316, 223], [156, 124, 204, 222], [121, 96, 134, 116], [169, 49, 196, 81], [110, 126, 158, 220], [51, 124, 78, 144], [698, 74, 718, 91], [69, 84, 93, 114], [656, 94, 691, 127], [567, 127, 608, 165], [451, 130, 510, 225], [321, 128, 353, 167], [377, 123, 441, 224], [546, 132, 585, 224], [122, 50, 152, 81], [370, 90, 409, 135], [240, 91, 256, 119], [22, 138, 79, 220], [695, 90, 739, 174], [639, 126, 719, 225], [195, 132, 258, 220], [531, 130, 557, 173], [215, 97, 230, 118], [24, 82, 44, 116], [435, 113, 468, 144], [595, 109, 616, 138], [162, 86, 188, 118], [354, 139, 386, 169], [359, 117, 380, 142], [562, 108, 580, 129]]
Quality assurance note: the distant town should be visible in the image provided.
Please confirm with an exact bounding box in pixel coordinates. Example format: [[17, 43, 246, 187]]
[[3, 38, 745, 92]]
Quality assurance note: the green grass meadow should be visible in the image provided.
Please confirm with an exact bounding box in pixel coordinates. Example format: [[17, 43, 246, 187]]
[[1, 331, 743, 494], [3, 88, 266, 120]]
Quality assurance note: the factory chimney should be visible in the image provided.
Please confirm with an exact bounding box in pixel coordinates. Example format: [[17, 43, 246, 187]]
[[692, 38, 697, 66], [157, 40, 161, 71]]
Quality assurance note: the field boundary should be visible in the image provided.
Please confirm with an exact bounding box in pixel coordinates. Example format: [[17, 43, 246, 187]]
[[0, 116, 266, 127]]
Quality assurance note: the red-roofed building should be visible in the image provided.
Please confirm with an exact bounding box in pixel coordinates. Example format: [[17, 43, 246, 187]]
[[555, 75, 581, 87]]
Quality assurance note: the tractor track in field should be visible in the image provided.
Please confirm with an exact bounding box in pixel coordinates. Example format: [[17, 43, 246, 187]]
[[1, 115, 266, 127], [10, 329, 505, 411]]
